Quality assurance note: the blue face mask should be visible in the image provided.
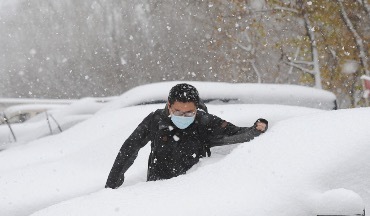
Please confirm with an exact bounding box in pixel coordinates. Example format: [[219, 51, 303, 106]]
[[171, 115, 195, 129]]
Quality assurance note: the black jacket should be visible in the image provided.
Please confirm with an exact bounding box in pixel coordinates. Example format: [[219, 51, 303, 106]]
[[105, 106, 264, 189]]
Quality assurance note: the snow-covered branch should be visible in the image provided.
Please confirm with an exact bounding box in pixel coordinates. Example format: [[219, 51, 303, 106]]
[[273, 6, 299, 14], [303, 13, 323, 89], [284, 60, 315, 75], [287, 47, 301, 77], [235, 35, 261, 83], [248, 60, 261, 83], [236, 42, 252, 52], [292, 60, 314, 66], [254, 7, 299, 14]]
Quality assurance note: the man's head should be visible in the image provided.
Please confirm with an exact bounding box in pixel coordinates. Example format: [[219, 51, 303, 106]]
[[167, 83, 199, 129], [168, 83, 199, 108]]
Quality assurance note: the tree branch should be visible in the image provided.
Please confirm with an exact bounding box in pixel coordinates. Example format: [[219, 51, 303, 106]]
[[254, 7, 299, 14], [248, 60, 261, 83], [283, 60, 315, 75], [292, 60, 314, 65], [236, 42, 252, 52]]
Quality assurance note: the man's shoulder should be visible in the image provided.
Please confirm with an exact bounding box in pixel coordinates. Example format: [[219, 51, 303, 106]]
[[196, 110, 219, 126], [152, 108, 166, 116], [149, 108, 167, 122]]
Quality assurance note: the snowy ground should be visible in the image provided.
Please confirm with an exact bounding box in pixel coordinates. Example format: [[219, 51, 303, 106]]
[[0, 101, 369, 216]]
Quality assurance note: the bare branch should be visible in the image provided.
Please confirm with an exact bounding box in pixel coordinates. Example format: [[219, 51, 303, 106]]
[[273, 6, 299, 14], [283, 60, 315, 75], [236, 42, 252, 52], [248, 60, 262, 83], [253, 7, 299, 14], [287, 46, 301, 76], [292, 60, 314, 66]]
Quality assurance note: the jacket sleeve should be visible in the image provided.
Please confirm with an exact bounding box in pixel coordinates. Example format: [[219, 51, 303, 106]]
[[202, 113, 264, 147], [105, 112, 153, 189]]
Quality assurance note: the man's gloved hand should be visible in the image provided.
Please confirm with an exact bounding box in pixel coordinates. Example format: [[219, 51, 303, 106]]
[[254, 118, 268, 133], [105, 172, 125, 189]]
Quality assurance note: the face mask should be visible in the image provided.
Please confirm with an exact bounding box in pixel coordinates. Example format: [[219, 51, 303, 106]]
[[170, 115, 195, 129]]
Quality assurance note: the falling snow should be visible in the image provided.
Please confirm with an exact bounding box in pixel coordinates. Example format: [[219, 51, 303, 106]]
[[173, 135, 180, 141], [0, 1, 368, 107]]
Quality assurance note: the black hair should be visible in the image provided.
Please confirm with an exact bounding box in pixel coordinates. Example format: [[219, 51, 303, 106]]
[[168, 83, 199, 107]]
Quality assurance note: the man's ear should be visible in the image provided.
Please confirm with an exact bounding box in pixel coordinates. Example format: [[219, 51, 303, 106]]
[[167, 101, 171, 108]]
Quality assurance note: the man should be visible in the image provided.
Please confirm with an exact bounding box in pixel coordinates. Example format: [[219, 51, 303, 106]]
[[105, 83, 268, 189]]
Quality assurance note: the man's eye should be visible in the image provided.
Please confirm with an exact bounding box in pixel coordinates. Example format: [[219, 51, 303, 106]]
[[184, 112, 195, 117], [173, 111, 183, 116], [173, 110, 195, 117]]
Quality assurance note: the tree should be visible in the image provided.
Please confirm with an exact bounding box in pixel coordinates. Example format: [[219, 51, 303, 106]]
[[338, 0, 369, 77]]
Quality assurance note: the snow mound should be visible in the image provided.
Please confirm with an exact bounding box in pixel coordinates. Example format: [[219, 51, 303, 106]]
[[313, 188, 364, 215], [30, 108, 370, 216]]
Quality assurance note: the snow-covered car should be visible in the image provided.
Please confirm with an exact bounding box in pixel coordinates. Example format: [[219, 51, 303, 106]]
[[0, 97, 115, 149], [0, 81, 336, 149], [1, 104, 67, 124], [0, 98, 76, 113], [0, 82, 367, 216], [98, 81, 338, 113]]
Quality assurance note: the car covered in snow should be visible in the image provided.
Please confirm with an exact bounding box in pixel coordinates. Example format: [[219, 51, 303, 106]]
[[98, 81, 338, 114], [0, 81, 367, 216], [0, 97, 115, 149], [0, 82, 336, 149], [1, 104, 68, 124]]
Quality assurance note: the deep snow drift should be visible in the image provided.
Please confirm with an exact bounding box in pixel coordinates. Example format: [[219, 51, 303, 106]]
[[1, 102, 369, 216], [29, 107, 370, 216], [0, 103, 323, 216]]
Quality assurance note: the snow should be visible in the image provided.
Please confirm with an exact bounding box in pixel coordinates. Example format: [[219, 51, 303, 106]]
[[314, 188, 364, 215], [3, 104, 66, 116], [0, 97, 112, 148], [173, 135, 180, 141], [0, 0, 17, 9], [0, 98, 76, 112], [342, 60, 359, 74], [0, 98, 77, 106], [250, 0, 265, 10], [97, 81, 337, 113], [0, 95, 368, 216], [30, 107, 369, 216], [0, 83, 367, 216], [362, 75, 370, 82]]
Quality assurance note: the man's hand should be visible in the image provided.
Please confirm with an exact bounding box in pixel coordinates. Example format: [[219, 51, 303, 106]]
[[256, 122, 266, 132], [254, 118, 268, 132]]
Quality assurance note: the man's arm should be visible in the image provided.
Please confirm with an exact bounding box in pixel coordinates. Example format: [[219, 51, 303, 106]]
[[105, 112, 153, 189], [202, 113, 268, 147]]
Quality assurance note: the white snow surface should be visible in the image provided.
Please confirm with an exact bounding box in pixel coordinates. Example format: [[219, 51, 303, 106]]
[[97, 81, 337, 113], [0, 101, 368, 216]]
